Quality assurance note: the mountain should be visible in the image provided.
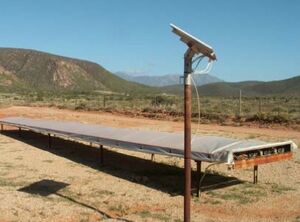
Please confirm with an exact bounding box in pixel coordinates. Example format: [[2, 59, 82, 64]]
[[164, 76, 300, 96], [0, 48, 156, 94], [115, 72, 223, 87], [1, 48, 298, 97]]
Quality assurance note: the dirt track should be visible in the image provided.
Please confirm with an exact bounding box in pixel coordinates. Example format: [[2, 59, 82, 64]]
[[0, 106, 299, 222]]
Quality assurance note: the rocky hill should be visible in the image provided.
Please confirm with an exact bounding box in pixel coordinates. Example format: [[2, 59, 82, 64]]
[[0, 48, 155, 94]]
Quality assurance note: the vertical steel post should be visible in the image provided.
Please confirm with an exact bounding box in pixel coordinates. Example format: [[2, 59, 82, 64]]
[[48, 134, 52, 149], [18, 127, 21, 137], [0, 124, 3, 132], [100, 145, 104, 166], [239, 89, 242, 116], [184, 49, 194, 222], [196, 161, 202, 197], [103, 96, 106, 108], [151, 153, 155, 162], [253, 165, 258, 184]]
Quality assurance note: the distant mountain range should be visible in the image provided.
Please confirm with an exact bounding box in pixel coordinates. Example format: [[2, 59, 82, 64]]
[[0, 47, 298, 97], [115, 71, 223, 87]]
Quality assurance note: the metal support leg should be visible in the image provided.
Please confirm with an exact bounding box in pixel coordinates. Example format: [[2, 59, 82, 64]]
[[0, 124, 3, 133], [48, 134, 52, 149], [196, 161, 202, 197], [99, 145, 104, 166], [253, 165, 258, 184], [151, 153, 155, 162], [18, 127, 21, 137]]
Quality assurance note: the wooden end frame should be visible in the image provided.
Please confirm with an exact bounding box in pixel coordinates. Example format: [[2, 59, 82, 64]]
[[234, 152, 293, 169]]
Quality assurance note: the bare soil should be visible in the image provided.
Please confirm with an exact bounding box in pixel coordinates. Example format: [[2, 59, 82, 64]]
[[0, 106, 299, 222]]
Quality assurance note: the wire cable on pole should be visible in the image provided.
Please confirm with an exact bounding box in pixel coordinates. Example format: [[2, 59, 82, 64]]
[[190, 57, 214, 143]]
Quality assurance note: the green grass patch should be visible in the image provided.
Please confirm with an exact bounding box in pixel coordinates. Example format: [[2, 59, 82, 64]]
[[203, 199, 222, 205], [206, 183, 266, 205], [137, 210, 171, 222], [270, 183, 296, 194], [0, 176, 24, 187], [93, 189, 114, 197], [294, 215, 300, 222], [138, 210, 152, 218], [108, 204, 129, 216], [42, 159, 54, 163]]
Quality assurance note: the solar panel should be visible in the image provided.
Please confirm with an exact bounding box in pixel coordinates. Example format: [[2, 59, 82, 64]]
[[170, 23, 216, 60]]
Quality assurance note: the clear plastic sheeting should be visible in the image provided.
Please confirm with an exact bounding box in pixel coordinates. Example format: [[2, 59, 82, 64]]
[[0, 117, 297, 164]]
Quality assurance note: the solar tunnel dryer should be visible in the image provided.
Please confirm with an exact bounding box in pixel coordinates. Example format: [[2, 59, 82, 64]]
[[0, 117, 297, 186]]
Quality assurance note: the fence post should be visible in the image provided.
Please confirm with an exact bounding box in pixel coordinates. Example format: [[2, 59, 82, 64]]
[[239, 89, 242, 116], [103, 95, 106, 108]]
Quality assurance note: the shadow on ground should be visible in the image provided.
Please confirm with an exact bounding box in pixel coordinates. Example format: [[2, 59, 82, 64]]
[[18, 179, 118, 220], [3, 130, 242, 196]]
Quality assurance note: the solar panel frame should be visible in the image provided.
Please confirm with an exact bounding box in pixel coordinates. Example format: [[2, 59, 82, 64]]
[[170, 23, 217, 60]]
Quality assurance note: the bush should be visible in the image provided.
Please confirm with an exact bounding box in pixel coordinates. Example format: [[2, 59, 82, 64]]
[[74, 102, 87, 110], [246, 113, 291, 124], [151, 96, 175, 106]]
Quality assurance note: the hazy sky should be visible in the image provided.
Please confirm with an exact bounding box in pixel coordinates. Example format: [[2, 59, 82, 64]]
[[1, 0, 299, 81]]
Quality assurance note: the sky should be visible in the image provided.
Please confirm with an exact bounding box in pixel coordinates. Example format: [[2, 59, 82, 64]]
[[1, 0, 299, 82]]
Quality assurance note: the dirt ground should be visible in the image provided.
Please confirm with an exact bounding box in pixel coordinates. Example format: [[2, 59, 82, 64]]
[[0, 106, 299, 222]]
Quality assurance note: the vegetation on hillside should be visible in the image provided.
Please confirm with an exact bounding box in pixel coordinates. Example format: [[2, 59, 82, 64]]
[[0, 47, 299, 97], [164, 76, 300, 96], [0, 48, 158, 95]]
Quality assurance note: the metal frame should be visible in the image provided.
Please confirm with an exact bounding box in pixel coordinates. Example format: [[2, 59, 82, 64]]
[[234, 152, 293, 169], [196, 161, 202, 197]]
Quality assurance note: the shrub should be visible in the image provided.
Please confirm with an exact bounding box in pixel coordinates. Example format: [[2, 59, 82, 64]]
[[74, 102, 87, 110], [246, 113, 291, 124], [151, 96, 175, 106]]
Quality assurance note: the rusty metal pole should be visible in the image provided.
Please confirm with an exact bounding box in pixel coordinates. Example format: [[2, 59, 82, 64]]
[[253, 165, 258, 184], [196, 161, 202, 197], [184, 49, 194, 222], [239, 89, 242, 116]]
